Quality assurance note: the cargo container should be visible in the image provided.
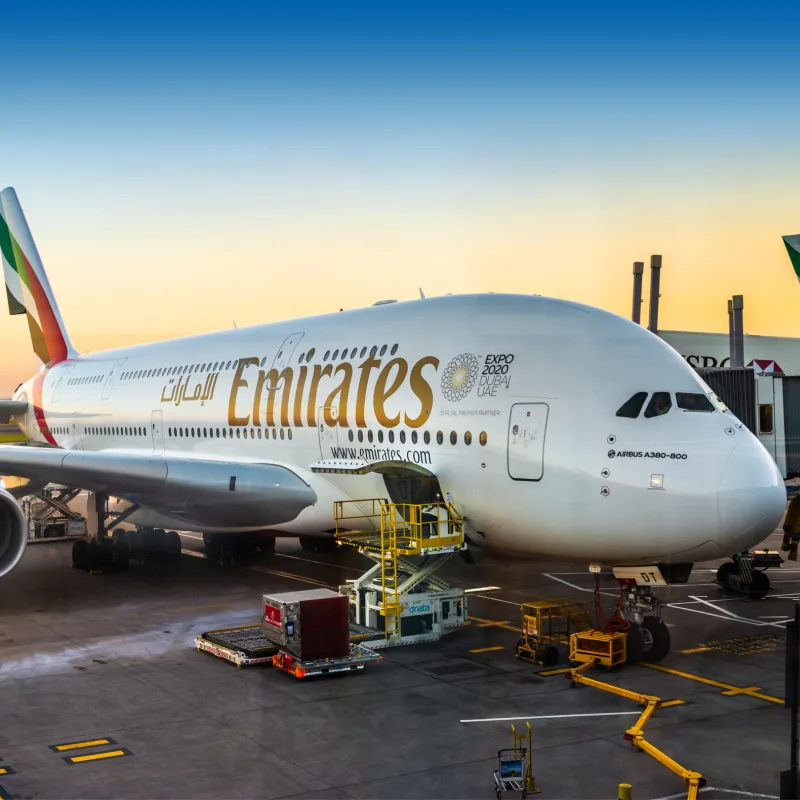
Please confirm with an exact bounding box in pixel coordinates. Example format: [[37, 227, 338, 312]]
[[262, 588, 350, 661]]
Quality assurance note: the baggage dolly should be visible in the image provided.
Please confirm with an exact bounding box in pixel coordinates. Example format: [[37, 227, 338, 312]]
[[272, 643, 381, 679], [194, 625, 279, 667]]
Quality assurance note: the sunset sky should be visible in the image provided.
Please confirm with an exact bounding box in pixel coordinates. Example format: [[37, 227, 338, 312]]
[[2, 1, 800, 395]]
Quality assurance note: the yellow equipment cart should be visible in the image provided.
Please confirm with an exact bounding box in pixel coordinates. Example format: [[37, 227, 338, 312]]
[[515, 598, 593, 667]]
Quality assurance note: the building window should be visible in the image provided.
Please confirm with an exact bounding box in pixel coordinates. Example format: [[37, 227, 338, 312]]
[[759, 404, 774, 434]]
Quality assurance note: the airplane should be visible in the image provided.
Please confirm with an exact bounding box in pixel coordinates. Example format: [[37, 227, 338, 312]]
[[0, 186, 787, 661]]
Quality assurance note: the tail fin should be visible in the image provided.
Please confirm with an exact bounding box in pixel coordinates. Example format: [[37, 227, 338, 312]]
[[783, 234, 800, 283], [0, 187, 77, 366]]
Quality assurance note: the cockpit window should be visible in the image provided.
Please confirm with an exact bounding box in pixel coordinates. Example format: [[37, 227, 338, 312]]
[[644, 392, 672, 418], [676, 392, 715, 412], [616, 392, 648, 418]]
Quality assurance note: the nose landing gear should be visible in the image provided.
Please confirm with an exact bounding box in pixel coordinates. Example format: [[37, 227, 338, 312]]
[[716, 551, 777, 600], [616, 582, 671, 664]]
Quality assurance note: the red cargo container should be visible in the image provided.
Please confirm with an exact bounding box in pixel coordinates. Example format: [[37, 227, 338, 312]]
[[262, 588, 350, 661]]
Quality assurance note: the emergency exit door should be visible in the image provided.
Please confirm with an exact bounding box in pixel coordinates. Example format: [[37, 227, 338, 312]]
[[151, 410, 164, 455], [507, 403, 549, 481]]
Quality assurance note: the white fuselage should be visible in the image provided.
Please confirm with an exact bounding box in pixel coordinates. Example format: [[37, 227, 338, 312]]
[[12, 294, 786, 565]]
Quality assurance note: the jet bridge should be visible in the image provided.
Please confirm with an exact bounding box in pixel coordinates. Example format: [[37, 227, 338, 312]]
[[334, 499, 468, 647]]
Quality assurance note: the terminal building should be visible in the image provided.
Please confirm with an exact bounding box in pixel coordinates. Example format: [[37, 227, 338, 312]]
[[660, 330, 799, 374]]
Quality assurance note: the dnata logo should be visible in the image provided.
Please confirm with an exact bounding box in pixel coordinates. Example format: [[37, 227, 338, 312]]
[[441, 353, 479, 402], [406, 602, 432, 614]]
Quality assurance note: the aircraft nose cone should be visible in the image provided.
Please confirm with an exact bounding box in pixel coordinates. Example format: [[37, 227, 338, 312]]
[[718, 443, 786, 550]]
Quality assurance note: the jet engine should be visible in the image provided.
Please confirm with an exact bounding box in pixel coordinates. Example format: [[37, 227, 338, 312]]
[[0, 488, 27, 577]]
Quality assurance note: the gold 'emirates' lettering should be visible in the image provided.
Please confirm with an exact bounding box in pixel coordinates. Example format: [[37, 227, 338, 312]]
[[227, 353, 440, 429], [405, 356, 439, 427]]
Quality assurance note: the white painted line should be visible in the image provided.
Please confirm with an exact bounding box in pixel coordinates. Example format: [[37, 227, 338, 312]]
[[472, 594, 519, 606], [687, 595, 760, 621], [653, 790, 778, 800], [274, 552, 362, 572], [760, 615, 792, 620], [460, 711, 640, 724], [668, 604, 767, 628], [464, 586, 502, 593], [542, 573, 618, 597]]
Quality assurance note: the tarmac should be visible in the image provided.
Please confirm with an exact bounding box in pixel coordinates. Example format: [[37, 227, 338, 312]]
[[0, 526, 793, 799]]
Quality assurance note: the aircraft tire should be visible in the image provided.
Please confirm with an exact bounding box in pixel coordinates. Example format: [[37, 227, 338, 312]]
[[625, 625, 646, 665], [642, 617, 670, 662], [203, 532, 221, 554], [258, 535, 276, 554], [749, 570, 770, 601], [716, 561, 735, 587], [72, 539, 88, 570], [164, 531, 182, 559], [86, 541, 104, 571]]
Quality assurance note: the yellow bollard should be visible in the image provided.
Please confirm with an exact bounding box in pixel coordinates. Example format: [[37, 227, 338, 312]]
[[618, 784, 633, 800]]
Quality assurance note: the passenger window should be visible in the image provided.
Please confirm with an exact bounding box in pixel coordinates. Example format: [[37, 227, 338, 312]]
[[616, 392, 648, 418], [380, 345, 387, 356], [400, 430, 406, 444], [411, 431, 417, 444], [480, 431, 488, 446], [424, 431, 430, 444], [759, 404, 774, 434], [437, 431, 443, 445], [378, 430, 384, 443], [306, 348, 315, 362], [644, 392, 672, 418], [464, 431, 472, 445], [676, 393, 715, 412], [388, 431, 395, 443]]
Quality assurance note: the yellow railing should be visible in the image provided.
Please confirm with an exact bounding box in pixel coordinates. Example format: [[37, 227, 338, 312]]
[[334, 499, 464, 556]]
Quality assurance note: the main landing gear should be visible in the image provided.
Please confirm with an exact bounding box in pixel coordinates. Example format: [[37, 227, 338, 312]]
[[202, 533, 276, 558], [72, 526, 183, 572], [715, 551, 775, 600]]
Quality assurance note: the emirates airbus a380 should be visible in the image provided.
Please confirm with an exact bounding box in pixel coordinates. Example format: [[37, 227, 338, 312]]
[[0, 186, 786, 652]]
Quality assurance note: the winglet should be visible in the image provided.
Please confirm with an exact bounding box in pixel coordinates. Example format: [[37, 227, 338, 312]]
[[0, 187, 78, 366]]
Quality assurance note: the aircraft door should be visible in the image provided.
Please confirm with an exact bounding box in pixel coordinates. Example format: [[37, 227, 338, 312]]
[[102, 358, 128, 400], [71, 418, 83, 451], [268, 333, 304, 390], [507, 403, 549, 481], [151, 410, 164, 455], [318, 406, 339, 459]]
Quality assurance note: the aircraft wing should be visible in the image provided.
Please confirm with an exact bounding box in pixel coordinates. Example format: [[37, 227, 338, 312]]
[[0, 445, 317, 528]]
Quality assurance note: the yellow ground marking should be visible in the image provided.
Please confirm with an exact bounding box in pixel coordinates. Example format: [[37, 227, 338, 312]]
[[469, 646, 504, 653], [467, 616, 522, 632], [642, 663, 783, 704], [68, 749, 127, 764], [55, 739, 112, 751], [0, 768, 8, 775], [659, 700, 687, 708], [680, 646, 712, 654]]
